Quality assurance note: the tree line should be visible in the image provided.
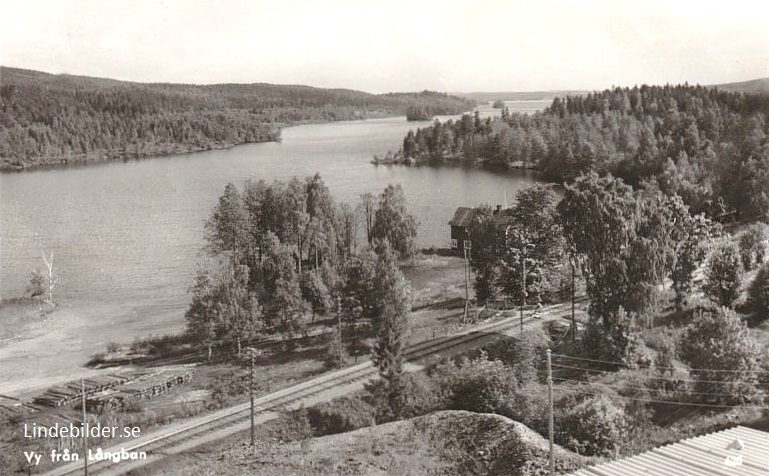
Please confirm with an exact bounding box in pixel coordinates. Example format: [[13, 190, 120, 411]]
[[399, 84, 769, 222], [0, 67, 474, 170]]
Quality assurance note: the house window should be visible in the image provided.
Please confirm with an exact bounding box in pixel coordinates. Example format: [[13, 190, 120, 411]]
[[464, 240, 471, 251], [451, 239, 458, 249]]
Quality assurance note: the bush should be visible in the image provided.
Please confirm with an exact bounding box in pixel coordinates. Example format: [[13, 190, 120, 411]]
[[557, 394, 628, 457], [739, 224, 767, 271], [704, 243, 742, 308], [584, 306, 644, 365], [649, 328, 676, 375], [747, 262, 769, 324], [207, 369, 249, 407], [275, 407, 313, 443], [306, 395, 375, 436], [431, 352, 519, 416], [366, 372, 442, 423], [484, 327, 551, 384], [322, 334, 349, 370], [106, 341, 122, 353], [678, 307, 764, 404]]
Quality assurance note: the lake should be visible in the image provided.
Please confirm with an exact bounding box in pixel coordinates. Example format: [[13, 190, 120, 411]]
[[0, 100, 546, 392]]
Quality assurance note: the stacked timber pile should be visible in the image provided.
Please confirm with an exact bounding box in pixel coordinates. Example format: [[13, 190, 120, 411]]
[[86, 366, 194, 412], [32, 372, 142, 408]]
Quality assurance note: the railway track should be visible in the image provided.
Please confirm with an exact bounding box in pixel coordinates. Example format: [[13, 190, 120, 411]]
[[44, 301, 580, 476]]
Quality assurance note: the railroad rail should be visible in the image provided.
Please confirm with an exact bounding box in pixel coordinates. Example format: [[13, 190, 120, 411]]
[[44, 301, 580, 476]]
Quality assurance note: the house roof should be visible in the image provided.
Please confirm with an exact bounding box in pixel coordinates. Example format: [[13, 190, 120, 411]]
[[491, 211, 514, 227], [448, 207, 477, 227], [565, 425, 769, 476]]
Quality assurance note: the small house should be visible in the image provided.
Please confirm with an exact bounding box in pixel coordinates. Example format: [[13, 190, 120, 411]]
[[448, 207, 477, 255], [448, 205, 514, 256]]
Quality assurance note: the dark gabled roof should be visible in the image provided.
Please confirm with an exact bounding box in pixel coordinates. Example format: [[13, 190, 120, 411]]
[[448, 207, 477, 227], [565, 425, 769, 476]]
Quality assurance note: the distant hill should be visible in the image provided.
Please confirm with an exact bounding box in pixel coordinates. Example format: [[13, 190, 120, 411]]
[[0, 67, 475, 170], [710, 77, 769, 94], [454, 90, 587, 102]]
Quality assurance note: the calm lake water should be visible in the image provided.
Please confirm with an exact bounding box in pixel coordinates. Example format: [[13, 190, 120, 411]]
[[0, 100, 547, 341]]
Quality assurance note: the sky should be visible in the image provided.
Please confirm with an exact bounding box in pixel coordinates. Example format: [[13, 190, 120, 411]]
[[1, 0, 768, 93]]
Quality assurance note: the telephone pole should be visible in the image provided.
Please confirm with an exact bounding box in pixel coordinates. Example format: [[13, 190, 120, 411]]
[[250, 354, 255, 447], [547, 349, 554, 476], [571, 262, 576, 342], [337, 296, 343, 366], [463, 245, 470, 323], [520, 250, 526, 333], [81, 378, 89, 476]]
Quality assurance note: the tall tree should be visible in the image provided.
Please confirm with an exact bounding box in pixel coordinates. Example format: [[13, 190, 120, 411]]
[[501, 184, 564, 305], [557, 172, 639, 321], [300, 270, 332, 322], [704, 243, 742, 308], [668, 199, 720, 310], [206, 183, 249, 260], [370, 243, 411, 421], [216, 264, 262, 356], [341, 250, 379, 332], [185, 268, 219, 359], [468, 205, 499, 304], [371, 184, 418, 260], [359, 192, 376, 245], [261, 233, 306, 338], [747, 262, 769, 324], [336, 202, 358, 262]]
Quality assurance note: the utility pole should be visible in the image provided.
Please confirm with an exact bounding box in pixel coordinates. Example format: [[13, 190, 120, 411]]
[[520, 248, 526, 333], [463, 245, 469, 303], [337, 296, 343, 367], [547, 349, 554, 476], [571, 262, 576, 342], [250, 354, 255, 447], [463, 245, 470, 323], [81, 378, 89, 476]]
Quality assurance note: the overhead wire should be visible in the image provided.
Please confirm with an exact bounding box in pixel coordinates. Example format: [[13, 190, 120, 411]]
[[552, 376, 752, 399], [549, 363, 769, 386], [557, 388, 769, 411], [551, 352, 769, 375]]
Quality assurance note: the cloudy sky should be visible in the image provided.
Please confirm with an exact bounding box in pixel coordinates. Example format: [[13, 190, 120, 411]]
[[1, 0, 767, 93]]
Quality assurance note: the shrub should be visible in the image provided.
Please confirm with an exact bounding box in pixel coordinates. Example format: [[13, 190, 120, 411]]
[[207, 369, 249, 407], [484, 327, 551, 384], [275, 407, 313, 443], [704, 243, 742, 308], [739, 224, 767, 271], [307, 396, 375, 436], [747, 262, 769, 324], [366, 372, 442, 423], [678, 307, 764, 404], [557, 394, 628, 457], [431, 352, 519, 416], [584, 306, 644, 365], [323, 334, 349, 370], [650, 328, 676, 375]]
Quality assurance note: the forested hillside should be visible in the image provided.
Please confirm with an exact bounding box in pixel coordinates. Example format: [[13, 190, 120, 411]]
[[0, 67, 474, 170], [399, 84, 769, 221]]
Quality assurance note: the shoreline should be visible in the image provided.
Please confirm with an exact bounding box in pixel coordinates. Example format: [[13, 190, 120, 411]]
[[372, 155, 540, 172], [0, 112, 410, 174]]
